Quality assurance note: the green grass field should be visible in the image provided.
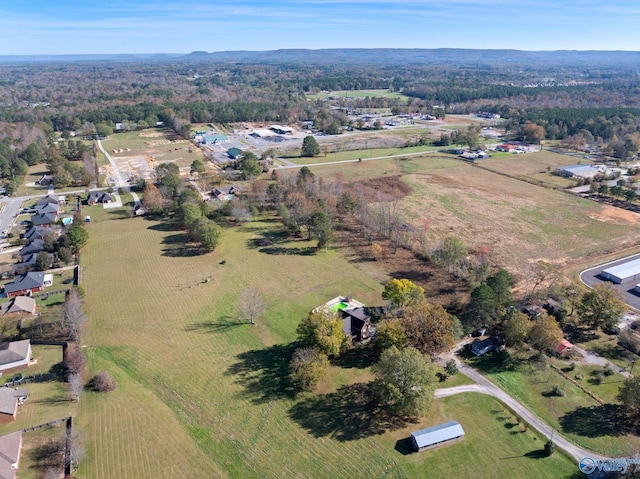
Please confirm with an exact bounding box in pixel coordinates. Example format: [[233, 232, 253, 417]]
[[287, 145, 441, 165], [466, 352, 637, 456], [77, 214, 578, 478]]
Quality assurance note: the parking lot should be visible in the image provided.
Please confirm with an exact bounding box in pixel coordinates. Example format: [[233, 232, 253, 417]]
[[580, 253, 640, 311]]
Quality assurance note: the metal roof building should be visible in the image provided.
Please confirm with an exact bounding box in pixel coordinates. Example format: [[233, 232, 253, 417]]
[[555, 164, 605, 178], [411, 421, 465, 452], [602, 258, 640, 284]]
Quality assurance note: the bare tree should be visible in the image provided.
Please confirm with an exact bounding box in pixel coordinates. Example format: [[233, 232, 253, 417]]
[[62, 289, 86, 341], [238, 288, 267, 325], [91, 371, 117, 393], [64, 345, 86, 376], [68, 374, 83, 402]]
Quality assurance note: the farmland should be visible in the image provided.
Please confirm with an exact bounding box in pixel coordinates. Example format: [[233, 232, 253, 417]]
[[77, 214, 577, 478]]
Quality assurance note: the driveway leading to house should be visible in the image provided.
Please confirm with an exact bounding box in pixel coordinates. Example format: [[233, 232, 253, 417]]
[[437, 359, 608, 464]]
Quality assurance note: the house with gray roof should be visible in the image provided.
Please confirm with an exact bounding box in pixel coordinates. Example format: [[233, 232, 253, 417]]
[[0, 388, 28, 420], [0, 340, 31, 374], [18, 240, 45, 259], [31, 212, 58, 226], [0, 431, 23, 478], [0, 297, 36, 317], [410, 421, 465, 452], [4, 272, 46, 298], [24, 226, 53, 242], [87, 191, 113, 205]]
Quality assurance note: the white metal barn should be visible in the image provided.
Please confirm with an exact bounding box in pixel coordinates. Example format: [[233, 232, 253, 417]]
[[602, 258, 640, 284], [410, 421, 465, 452]]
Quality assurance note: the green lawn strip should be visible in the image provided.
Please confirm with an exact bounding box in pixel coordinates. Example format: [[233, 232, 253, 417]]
[[394, 393, 576, 479], [286, 145, 440, 165], [77, 348, 224, 479], [19, 426, 69, 479], [466, 354, 636, 456]]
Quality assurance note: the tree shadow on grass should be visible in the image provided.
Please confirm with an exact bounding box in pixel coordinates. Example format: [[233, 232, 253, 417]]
[[559, 404, 634, 437], [34, 395, 71, 405], [184, 316, 246, 333], [226, 343, 297, 404], [288, 383, 414, 442], [334, 341, 379, 369], [146, 221, 175, 232], [524, 449, 548, 459], [258, 246, 317, 256], [161, 233, 202, 257]]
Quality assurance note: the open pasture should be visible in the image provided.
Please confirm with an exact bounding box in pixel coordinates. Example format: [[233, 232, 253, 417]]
[[78, 214, 577, 478]]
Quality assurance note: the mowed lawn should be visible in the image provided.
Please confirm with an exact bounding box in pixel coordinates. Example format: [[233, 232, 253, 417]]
[[78, 216, 577, 478]]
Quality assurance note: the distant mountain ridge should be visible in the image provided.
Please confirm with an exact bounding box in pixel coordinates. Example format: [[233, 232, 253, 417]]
[[2, 48, 640, 66]]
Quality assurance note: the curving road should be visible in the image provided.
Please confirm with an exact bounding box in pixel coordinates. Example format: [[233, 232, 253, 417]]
[[436, 358, 607, 463]]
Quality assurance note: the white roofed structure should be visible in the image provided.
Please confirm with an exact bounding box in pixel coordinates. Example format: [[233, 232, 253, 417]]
[[602, 258, 640, 284], [410, 421, 465, 452]]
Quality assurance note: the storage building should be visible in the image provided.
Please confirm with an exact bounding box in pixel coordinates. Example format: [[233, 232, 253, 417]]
[[410, 421, 465, 452], [602, 258, 640, 284]]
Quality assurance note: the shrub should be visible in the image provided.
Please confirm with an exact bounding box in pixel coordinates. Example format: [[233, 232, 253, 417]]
[[544, 440, 555, 456], [575, 373, 584, 380], [551, 385, 566, 397], [91, 371, 116, 393], [592, 372, 604, 385], [603, 366, 615, 376], [568, 362, 576, 372]]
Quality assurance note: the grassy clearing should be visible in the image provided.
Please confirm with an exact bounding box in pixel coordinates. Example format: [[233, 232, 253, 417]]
[[287, 145, 440, 165], [388, 157, 640, 266], [575, 333, 640, 371], [78, 214, 577, 478], [392, 393, 576, 479], [480, 150, 581, 189], [465, 352, 637, 456]]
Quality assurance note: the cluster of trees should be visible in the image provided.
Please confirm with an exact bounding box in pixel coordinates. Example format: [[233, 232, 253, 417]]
[[143, 163, 222, 252], [45, 144, 94, 187], [174, 192, 222, 252], [292, 279, 443, 418]]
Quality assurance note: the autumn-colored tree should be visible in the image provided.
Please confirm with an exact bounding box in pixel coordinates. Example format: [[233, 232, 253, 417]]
[[375, 317, 407, 351], [576, 284, 626, 331], [400, 302, 455, 356], [371, 242, 383, 261], [290, 347, 329, 391], [382, 278, 425, 309], [296, 310, 348, 357], [143, 183, 166, 215], [503, 312, 531, 347], [371, 346, 437, 417], [528, 313, 563, 353]]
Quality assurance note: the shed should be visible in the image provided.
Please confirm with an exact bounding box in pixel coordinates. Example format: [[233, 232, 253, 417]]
[[602, 258, 640, 284], [411, 421, 465, 452], [556, 339, 574, 356]]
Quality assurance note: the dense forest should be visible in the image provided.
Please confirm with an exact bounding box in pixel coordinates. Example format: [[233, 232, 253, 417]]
[[4, 48, 640, 179]]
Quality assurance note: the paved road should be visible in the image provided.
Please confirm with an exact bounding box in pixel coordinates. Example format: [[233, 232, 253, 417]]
[[580, 253, 640, 311], [96, 138, 129, 190], [437, 358, 607, 463]]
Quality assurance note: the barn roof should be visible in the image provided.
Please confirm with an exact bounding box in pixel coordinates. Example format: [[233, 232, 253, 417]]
[[411, 421, 465, 449]]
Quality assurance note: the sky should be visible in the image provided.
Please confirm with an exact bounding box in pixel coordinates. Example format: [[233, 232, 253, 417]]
[[1, 0, 640, 55]]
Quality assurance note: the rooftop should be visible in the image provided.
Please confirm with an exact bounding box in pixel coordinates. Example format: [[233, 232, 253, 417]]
[[411, 421, 465, 449]]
